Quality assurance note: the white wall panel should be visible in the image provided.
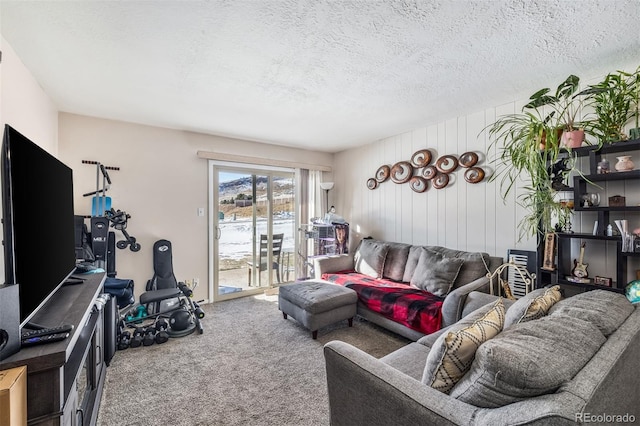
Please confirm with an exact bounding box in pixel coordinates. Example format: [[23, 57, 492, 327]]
[[335, 100, 537, 261]]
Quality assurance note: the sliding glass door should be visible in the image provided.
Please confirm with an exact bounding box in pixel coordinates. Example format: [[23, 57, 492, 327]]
[[209, 163, 295, 300]]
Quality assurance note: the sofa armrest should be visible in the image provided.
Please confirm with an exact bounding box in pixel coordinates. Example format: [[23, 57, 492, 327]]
[[440, 276, 491, 327], [313, 254, 355, 279], [324, 340, 476, 426]]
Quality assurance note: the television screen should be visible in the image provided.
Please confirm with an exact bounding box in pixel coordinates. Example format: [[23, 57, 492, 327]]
[[2, 124, 76, 327]]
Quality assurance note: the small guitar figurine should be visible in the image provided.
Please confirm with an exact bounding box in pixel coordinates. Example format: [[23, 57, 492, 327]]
[[572, 242, 589, 278]]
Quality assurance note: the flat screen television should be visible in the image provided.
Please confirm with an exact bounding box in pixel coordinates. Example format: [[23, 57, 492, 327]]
[[1, 124, 77, 328]]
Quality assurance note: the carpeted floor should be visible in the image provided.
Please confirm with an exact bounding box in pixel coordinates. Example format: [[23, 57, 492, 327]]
[[97, 293, 410, 426]]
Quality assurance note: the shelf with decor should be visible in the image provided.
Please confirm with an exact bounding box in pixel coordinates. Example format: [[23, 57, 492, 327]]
[[547, 138, 640, 293]]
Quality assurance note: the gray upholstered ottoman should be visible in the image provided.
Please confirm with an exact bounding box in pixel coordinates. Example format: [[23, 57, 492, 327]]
[[278, 281, 357, 339]]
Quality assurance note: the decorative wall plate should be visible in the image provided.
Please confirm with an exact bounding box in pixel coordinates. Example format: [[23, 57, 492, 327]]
[[366, 178, 378, 190], [435, 155, 459, 173], [375, 165, 391, 182], [409, 176, 428, 193], [459, 152, 479, 168], [410, 149, 432, 168], [390, 161, 413, 183], [464, 167, 485, 183], [432, 173, 449, 189], [422, 165, 438, 180]]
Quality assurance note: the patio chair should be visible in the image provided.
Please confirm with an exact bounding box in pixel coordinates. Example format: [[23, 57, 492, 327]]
[[248, 233, 284, 286]]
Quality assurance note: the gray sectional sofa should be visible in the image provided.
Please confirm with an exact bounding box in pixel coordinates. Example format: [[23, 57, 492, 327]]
[[324, 288, 640, 425], [314, 238, 503, 340]]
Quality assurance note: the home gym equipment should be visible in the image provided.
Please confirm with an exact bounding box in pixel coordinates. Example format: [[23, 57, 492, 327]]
[[154, 319, 170, 344], [82, 160, 119, 216], [129, 327, 144, 348], [120, 239, 203, 334], [105, 208, 141, 252], [142, 326, 156, 346]]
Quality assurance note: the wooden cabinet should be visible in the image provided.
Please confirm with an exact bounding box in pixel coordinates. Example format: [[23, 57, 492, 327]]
[[540, 139, 640, 293], [0, 273, 106, 425]]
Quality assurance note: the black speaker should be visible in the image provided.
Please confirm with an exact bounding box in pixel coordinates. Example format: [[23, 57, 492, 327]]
[[0, 284, 21, 360], [102, 293, 117, 366], [106, 231, 116, 277], [91, 217, 109, 261]]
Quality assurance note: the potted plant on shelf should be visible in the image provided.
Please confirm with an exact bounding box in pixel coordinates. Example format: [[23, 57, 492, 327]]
[[623, 66, 640, 140], [523, 74, 591, 149], [578, 68, 635, 144], [485, 76, 580, 240]]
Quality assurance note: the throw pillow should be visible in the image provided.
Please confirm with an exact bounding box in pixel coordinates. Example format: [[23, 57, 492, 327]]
[[353, 239, 389, 278], [428, 247, 491, 289], [548, 290, 634, 337], [410, 248, 464, 297], [422, 298, 505, 394], [450, 315, 606, 408], [503, 285, 562, 328]]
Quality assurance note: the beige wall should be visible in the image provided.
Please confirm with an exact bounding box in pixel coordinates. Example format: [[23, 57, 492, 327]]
[[1, 37, 58, 154], [0, 36, 59, 283], [58, 113, 333, 302]]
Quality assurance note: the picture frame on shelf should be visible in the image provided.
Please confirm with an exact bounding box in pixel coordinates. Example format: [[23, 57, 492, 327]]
[[594, 276, 612, 287], [542, 233, 556, 271]]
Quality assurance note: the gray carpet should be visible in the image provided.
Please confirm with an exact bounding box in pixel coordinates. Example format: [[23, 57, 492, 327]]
[[97, 293, 410, 426]]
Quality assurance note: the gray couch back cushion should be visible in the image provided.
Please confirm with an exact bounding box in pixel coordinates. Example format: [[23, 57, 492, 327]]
[[402, 246, 423, 282], [449, 314, 606, 408], [404, 246, 490, 287], [382, 242, 411, 281], [549, 290, 634, 337], [354, 239, 389, 278]]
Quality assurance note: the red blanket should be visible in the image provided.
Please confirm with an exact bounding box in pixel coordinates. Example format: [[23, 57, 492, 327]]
[[321, 271, 443, 335]]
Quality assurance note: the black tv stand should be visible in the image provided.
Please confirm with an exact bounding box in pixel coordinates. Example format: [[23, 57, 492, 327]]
[[0, 272, 107, 425]]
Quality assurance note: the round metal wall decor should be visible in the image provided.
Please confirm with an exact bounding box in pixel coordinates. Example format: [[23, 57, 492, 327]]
[[409, 176, 428, 193], [410, 149, 432, 168], [459, 152, 479, 168], [432, 173, 450, 189], [375, 165, 391, 182], [422, 165, 438, 180], [366, 178, 378, 190], [464, 167, 485, 183], [435, 155, 459, 173], [390, 161, 413, 184]]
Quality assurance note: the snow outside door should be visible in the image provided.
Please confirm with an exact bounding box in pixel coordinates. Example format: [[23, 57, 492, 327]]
[[210, 166, 295, 301]]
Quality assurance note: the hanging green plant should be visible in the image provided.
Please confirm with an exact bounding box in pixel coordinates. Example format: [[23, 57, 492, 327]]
[[486, 75, 582, 240]]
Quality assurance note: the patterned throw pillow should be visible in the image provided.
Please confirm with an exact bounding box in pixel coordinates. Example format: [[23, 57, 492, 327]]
[[503, 285, 562, 328], [422, 298, 505, 393]]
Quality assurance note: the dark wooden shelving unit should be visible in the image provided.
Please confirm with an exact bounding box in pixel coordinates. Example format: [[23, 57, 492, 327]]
[[538, 138, 640, 293]]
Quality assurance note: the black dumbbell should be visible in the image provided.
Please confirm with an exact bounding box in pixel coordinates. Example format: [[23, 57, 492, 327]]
[[117, 330, 131, 350], [130, 327, 145, 348], [155, 319, 170, 344], [143, 326, 156, 346]]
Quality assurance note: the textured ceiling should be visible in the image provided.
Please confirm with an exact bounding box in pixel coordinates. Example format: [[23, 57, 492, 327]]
[[1, 1, 639, 153]]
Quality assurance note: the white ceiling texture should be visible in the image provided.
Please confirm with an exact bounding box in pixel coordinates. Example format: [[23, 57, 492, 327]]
[[1, 1, 639, 153]]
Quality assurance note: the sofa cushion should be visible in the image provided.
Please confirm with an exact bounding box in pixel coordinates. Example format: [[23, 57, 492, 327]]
[[410, 248, 464, 297], [503, 285, 562, 328], [432, 247, 491, 289], [382, 242, 411, 281], [548, 290, 634, 337], [354, 239, 389, 278], [402, 246, 423, 283], [422, 298, 504, 394], [450, 314, 606, 408]]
